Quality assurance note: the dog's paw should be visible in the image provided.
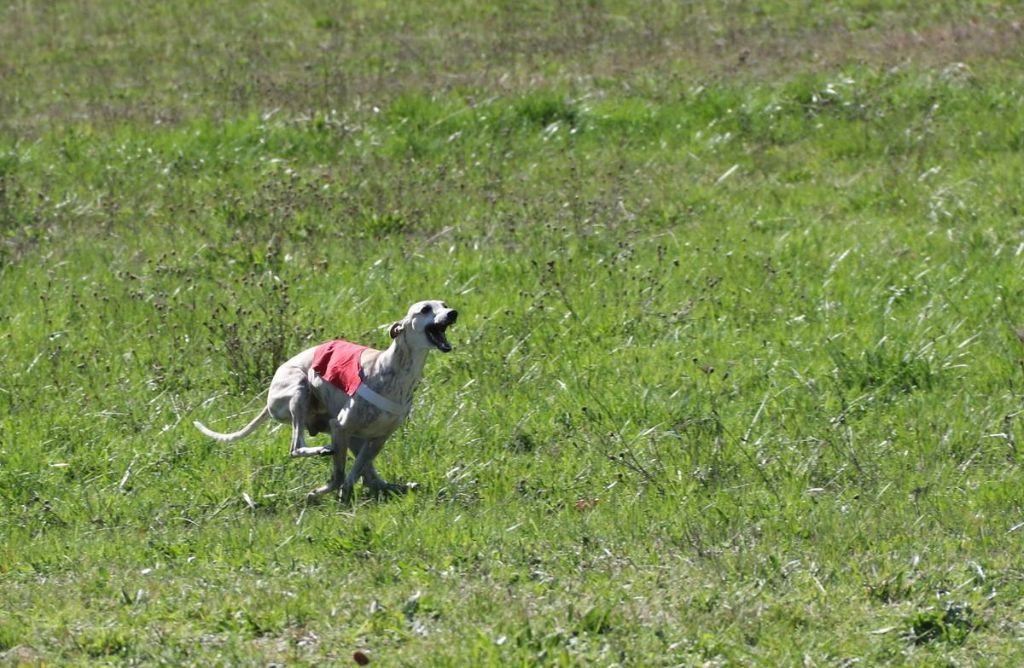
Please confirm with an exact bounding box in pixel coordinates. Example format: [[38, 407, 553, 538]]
[[369, 481, 409, 498], [291, 445, 334, 458]]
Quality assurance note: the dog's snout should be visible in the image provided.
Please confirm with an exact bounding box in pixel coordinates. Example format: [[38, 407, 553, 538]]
[[447, 309, 458, 323]]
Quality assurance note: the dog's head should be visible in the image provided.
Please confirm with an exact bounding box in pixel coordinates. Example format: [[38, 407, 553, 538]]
[[389, 300, 458, 353]]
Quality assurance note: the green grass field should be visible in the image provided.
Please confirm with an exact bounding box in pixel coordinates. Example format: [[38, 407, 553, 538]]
[[3, 1, 1024, 665]]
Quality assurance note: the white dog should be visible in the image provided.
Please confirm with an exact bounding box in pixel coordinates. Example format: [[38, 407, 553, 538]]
[[194, 300, 457, 502]]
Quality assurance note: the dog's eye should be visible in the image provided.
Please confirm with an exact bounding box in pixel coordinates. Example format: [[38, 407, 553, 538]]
[[420, 305, 433, 314]]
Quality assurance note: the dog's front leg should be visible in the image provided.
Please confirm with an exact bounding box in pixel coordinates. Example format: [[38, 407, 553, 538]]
[[362, 458, 408, 497], [339, 437, 385, 503], [306, 418, 348, 502]]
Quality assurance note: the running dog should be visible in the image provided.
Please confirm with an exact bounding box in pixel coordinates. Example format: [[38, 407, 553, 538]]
[[194, 300, 457, 502]]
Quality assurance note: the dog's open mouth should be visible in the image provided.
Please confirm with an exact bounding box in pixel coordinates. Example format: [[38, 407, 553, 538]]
[[426, 322, 453, 353]]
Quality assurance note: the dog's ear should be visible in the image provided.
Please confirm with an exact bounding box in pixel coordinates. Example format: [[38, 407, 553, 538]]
[[389, 321, 404, 339]]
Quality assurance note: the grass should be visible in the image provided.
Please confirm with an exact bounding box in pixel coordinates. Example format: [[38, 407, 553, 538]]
[[3, 0, 1024, 664]]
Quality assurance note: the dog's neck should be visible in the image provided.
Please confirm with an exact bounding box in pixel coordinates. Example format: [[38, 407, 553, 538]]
[[362, 337, 430, 407]]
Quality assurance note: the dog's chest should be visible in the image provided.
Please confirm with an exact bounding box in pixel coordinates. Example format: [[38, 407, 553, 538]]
[[341, 401, 406, 437]]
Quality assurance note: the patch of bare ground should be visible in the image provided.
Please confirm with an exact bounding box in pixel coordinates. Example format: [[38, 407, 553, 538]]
[[0, 3, 1020, 134], [472, 11, 1024, 88], [0, 646, 45, 665], [722, 15, 1024, 75]]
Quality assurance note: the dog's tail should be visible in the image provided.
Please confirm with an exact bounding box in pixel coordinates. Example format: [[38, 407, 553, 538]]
[[193, 407, 270, 442]]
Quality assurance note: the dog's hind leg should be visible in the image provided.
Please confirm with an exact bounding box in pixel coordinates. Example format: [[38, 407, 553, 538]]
[[287, 379, 332, 457]]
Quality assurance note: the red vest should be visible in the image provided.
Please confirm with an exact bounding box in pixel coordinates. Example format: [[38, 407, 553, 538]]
[[311, 340, 369, 396]]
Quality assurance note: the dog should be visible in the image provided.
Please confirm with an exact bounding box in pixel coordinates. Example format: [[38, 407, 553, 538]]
[[194, 300, 457, 502]]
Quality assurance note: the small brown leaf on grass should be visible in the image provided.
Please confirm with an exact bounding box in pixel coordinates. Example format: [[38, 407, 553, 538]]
[[574, 498, 599, 511]]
